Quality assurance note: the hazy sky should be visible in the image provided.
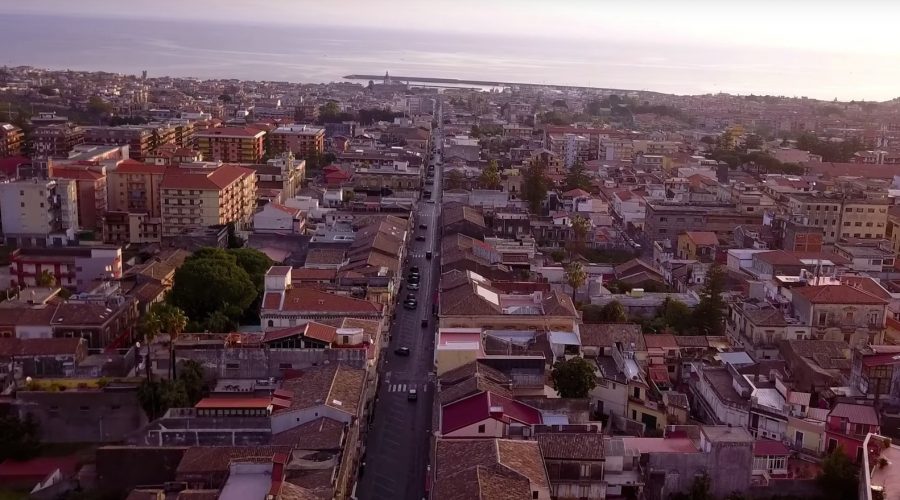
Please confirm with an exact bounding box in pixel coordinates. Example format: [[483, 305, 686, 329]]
[[3, 1, 899, 99]]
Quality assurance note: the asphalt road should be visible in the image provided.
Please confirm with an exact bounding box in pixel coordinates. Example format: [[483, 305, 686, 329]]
[[358, 101, 443, 500]]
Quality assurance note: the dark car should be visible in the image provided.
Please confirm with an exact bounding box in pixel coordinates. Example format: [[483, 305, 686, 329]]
[[419, 224, 427, 230], [410, 266, 420, 274], [407, 281, 419, 291], [421, 318, 428, 328], [394, 347, 411, 356], [407, 388, 418, 401], [415, 235, 426, 241], [426, 251, 432, 260], [403, 299, 418, 310]]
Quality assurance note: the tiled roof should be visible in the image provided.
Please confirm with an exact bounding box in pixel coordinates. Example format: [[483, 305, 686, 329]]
[[160, 164, 254, 190], [433, 439, 548, 500], [267, 203, 302, 217], [643, 333, 678, 349], [0, 337, 81, 357], [537, 432, 604, 460], [263, 288, 381, 314], [580, 323, 645, 350], [261, 322, 337, 344], [684, 231, 719, 246], [793, 284, 888, 305], [51, 167, 104, 181], [754, 250, 849, 267], [113, 159, 167, 175], [441, 391, 541, 434], [176, 446, 290, 475], [829, 403, 879, 425], [278, 363, 365, 416], [753, 439, 791, 456], [270, 417, 345, 449], [196, 126, 265, 138]]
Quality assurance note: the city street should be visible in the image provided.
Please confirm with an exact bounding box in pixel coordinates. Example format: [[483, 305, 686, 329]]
[[358, 99, 443, 500]]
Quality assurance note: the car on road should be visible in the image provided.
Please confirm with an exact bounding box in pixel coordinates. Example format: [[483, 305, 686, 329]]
[[410, 266, 420, 275], [421, 318, 428, 328], [418, 224, 427, 229], [415, 235, 426, 241], [427, 200, 435, 204], [425, 251, 432, 260], [404, 295, 418, 309], [394, 347, 410, 356], [407, 281, 419, 291], [407, 388, 418, 401]]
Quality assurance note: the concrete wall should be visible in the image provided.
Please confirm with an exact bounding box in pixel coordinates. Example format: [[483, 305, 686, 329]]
[[177, 347, 367, 379], [17, 388, 146, 443]]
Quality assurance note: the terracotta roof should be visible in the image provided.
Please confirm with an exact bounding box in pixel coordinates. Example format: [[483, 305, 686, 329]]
[[829, 403, 879, 425], [176, 446, 290, 475], [537, 433, 604, 460], [278, 363, 365, 416], [580, 323, 645, 350], [441, 391, 542, 434], [753, 439, 791, 456], [562, 188, 591, 198], [684, 231, 719, 246], [262, 322, 337, 344], [643, 333, 678, 349], [196, 127, 265, 138], [290, 268, 337, 282], [270, 417, 345, 449], [267, 203, 302, 217], [433, 439, 548, 500], [792, 284, 888, 305], [160, 164, 254, 190], [754, 250, 849, 267], [263, 288, 381, 314], [51, 167, 104, 181], [0, 337, 81, 358], [194, 397, 271, 410]]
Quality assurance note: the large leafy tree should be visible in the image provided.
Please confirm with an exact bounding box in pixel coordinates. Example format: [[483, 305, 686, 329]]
[[522, 159, 549, 214], [565, 261, 587, 303], [478, 160, 502, 190], [445, 169, 464, 190], [565, 161, 592, 191], [817, 448, 858, 500], [550, 357, 597, 398], [658, 297, 694, 334], [170, 257, 256, 326], [570, 214, 590, 252], [229, 248, 274, 293], [0, 414, 41, 461], [692, 264, 727, 335]]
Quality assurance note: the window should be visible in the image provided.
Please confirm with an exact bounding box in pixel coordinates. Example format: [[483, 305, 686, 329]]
[[532, 493, 538, 500], [818, 312, 828, 326], [845, 207, 852, 212], [855, 222, 862, 227], [868, 208, 876, 213], [478, 424, 486, 433], [843, 222, 850, 227], [633, 387, 640, 399], [267, 320, 274, 327]]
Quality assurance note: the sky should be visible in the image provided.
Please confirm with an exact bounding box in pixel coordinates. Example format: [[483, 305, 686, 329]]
[[2, 1, 898, 100]]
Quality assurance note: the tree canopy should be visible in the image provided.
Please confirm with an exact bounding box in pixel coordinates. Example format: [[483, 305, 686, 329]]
[[522, 160, 549, 214], [478, 160, 502, 190], [565, 261, 587, 303], [170, 254, 257, 326], [581, 301, 628, 324], [0, 414, 41, 461], [550, 357, 597, 398], [564, 161, 593, 191], [817, 449, 858, 500], [692, 264, 727, 335], [797, 133, 863, 162], [445, 169, 464, 190]]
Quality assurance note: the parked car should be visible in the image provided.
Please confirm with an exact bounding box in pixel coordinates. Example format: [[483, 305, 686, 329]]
[[407, 388, 418, 401], [426, 251, 432, 260], [408, 281, 419, 291], [395, 347, 410, 356], [421, 318, 428, 328], [415, 235, 426, 241]]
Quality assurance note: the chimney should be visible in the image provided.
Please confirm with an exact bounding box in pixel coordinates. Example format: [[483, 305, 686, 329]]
[[489, 405, 504, 417]]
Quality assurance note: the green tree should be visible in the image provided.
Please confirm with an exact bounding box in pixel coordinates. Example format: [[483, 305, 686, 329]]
[[445, 169, 464, 190], [177, 360, 208, 404], [170, 257, 256, 323], [229, 248, 274, 293], [659, 297, 694, 334], [743, 134, 764, 150], [318, 101, 341, 122], [598, 301, 628, 323], [87, 95, 113, 115], [692, 264, 726, 335], [478, 160, 502, 190], [149, 303, 188, 380], [550, 357, 597, 398], [137, 310, 162, 383], [204, 309, 237, 333], [565, 261, 587, 303], [570, 214, 590, 251], [218, 94, 232, 104], [36, 269, 56, 287], [817, 448, 858, 500], [565, 161, 592, 191], [0, 414, 41, 461], [522, 159, 549, 214]]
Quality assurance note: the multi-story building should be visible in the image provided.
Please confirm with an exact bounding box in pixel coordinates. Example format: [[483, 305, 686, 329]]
[[159, 164, 257, 236], [353, 160, 422, 192], [0, 123, 24, 158], [791, 284, 888, 348], [644, 203, 763, 244], [9, 245, 122, 291], [106, 159, 166, 216], [0, 177, 78, 246], [195, 127, 266, 163], [50, 165, 107, 231], [249, 153, 305, 204], [786, 194, 889, 244], [81, 124, 187, 161], [33, 123, 84, 159], [268, 124, 325, 159]]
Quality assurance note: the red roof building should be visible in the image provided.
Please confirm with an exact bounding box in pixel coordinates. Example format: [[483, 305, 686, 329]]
[[440, 391, 542, 437]]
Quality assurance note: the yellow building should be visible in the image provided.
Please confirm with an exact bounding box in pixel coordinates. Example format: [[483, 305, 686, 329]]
[[195, 127, 266, 163], [840, 199, 889, 241], [160, 165, 257, 237], [269, 124, 325, 159]]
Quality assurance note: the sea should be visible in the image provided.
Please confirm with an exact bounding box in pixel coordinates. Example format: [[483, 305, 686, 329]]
[[1, 14, 896, 101]]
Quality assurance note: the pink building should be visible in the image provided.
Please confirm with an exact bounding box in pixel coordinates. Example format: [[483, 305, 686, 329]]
[[825, 403, 880, 463]]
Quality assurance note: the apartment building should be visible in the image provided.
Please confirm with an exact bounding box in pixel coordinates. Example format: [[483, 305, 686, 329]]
[[0, 123, 24, 158], [353, 160, 422, 192], [548, 133, 591, 168], [107, 159, 166, 216], [249, 153, 305, 204], [0, 177, 78, 246], [50, 165, 107, 232], [644, 202, 763, 244], [9, 245, 122, 291], [195, 127, 266, 163], [82, 124, 188, 161], [268, 124, 325, 159], [159, 164, 257, 237], [786, 194, 889, 243], [33, 123, 84, 159]]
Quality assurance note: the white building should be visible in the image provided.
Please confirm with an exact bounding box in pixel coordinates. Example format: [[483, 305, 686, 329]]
[[0, 177, 78, 247]]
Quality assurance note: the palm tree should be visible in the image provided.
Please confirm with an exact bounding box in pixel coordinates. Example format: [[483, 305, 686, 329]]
[[570, 214, 591, 255], [137, 311, 162, 384], [564, 261, 587, 303], [36, 270, 56, 288], [157, 304, 188, 380]]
